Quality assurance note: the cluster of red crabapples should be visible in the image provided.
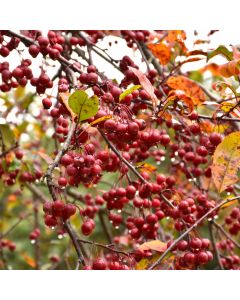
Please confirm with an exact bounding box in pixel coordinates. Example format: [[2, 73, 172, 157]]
[[43, 200, 76, 227]]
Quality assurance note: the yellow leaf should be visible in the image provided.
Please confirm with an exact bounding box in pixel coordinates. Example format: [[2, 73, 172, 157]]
[[138, 240, 167, 252], [135, 253, 161, 270], [89, 115, 112, 126], [212, 132, 240, 193], [14, 86, 25, 100], [167, 76, 206, 105]]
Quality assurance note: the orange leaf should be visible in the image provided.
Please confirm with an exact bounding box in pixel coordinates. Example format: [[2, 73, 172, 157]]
[[218, 60, 240, 77], [138, 240, 167, 253], [166, 30, 186, 42], [21, 252, 36, 268], [148, 42, 171, 65], [160, 90, 194, 115], [129, 67, 158, 110], [200, 63, 220, 76], [136, 162, 157, 174], [166, 75, 206, 105]]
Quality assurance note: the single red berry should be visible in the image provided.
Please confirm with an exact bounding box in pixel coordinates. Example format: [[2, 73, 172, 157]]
[[177, 240, 188, 251], [190, 238, 202, 249], [184, 252, 196, 265], [15, 149, 24, 160], [53, 200, 65, 212], [209, 132, 222, 146], [58, 177, 67, 187], [81, 220, 95, 236], [92, 258, 107, 270], [197, 251, 209, 265], [42, 98, 52, 109]]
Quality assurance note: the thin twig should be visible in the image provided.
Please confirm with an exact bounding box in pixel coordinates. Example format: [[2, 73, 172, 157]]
[[148, 195, 240, 270], [77, 238, 129, 257], [98, 210, 112, 244], [98, 128, 147, 184], [208, 220, 224, 270], [212, 220, 240, 249]]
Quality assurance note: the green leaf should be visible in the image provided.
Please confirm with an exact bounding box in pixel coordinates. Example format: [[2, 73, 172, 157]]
[[207, 45, 233, 62], [0, 124, 15, 148], [119, 85, 141, 101], [8, 159, 21, 172], [68, 90, 99, 121]]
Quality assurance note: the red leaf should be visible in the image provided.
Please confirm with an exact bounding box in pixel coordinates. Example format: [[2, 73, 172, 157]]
[[129, 67, 158, 110]]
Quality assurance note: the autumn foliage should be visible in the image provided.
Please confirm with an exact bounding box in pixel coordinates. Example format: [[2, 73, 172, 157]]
[[0, 30, 240, 270]]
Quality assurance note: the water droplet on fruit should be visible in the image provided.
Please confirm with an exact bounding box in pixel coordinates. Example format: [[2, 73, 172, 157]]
[[174, 151, 178, 156], [51, 226, 55, 230], [117, 209, 122, 213], [160, 157, 165, 162], [171, 158, 176, 162], [115, 226, 119, 229]]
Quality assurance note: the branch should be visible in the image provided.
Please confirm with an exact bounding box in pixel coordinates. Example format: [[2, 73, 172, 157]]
[[208, 220, 224, 270], [98, 210, 112, 244], [45, 121, 76, 201], [198, 114, 240, 123], [148, 195, 240, 270], [212, 220, 240, 249], [98, 128, 147, 184], [139, 41, 163, 75], [77, 238, 129, 257], [0, 142, 18, 158], [0, 213, 31, 239], [6, 30, 82, 74]]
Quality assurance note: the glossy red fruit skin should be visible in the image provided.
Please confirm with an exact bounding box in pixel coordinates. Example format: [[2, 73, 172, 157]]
[[209, 132, 222, 146], [92, 258, 107, 270], [81, 220, 94, 236], [58, 177, 67, 186], [52, 200, 65, 212], [177, 240, 188, 251], [184, 252, 196, 265], [15, 150, 24, 159], [190, 238, 202, 249], [42, 98, 52, 109], [197, 251, 209, 265], [44, 215, 57, 227]]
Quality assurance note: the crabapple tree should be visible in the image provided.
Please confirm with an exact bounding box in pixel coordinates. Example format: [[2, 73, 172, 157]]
[[0, 30, 240, 270]]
